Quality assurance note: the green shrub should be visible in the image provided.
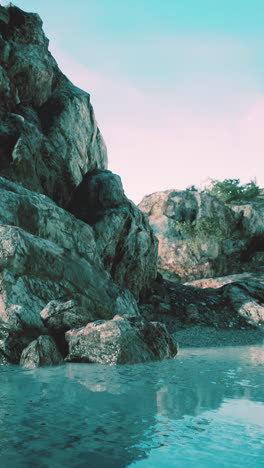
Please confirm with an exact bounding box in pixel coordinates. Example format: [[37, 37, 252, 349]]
[[175, 217, 226, 239], [206, 178, 260, 203]]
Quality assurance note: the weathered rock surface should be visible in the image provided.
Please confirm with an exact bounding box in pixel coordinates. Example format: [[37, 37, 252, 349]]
[[0, 170, 156, 364], [140, 272, 264, 332], [0, 5, 161, 366], [138, 189, 263, 282], [20, 335, 63, 368], [70, 170, 158, 298], [0, 177, 122, 333], [0, 4, 107, 208], [65, 315, 178, 365], [40, 290, 140, 334]]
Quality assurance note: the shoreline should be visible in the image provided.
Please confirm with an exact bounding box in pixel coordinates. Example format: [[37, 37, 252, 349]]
[[173, 325, 264, 348]]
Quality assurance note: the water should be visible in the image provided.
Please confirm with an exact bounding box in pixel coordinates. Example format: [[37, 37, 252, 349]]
[[0, 346, 263, 468]]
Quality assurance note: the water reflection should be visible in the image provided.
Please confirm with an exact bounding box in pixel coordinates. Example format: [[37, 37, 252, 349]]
[[0, 346, 263, 467]]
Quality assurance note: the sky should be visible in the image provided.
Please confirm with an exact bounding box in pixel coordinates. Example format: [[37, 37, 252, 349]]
[[4, 0, 264, 203]]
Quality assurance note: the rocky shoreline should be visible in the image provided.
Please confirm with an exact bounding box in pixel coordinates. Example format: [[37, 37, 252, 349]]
[[0, 4, 263, 368], [175, 326, 264, 348]]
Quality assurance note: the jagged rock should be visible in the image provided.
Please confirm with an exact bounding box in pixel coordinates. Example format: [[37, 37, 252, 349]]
[[0, 320, 41, 364], [0, 178, 137, 353], [40, 290, 139, 333], [0, 4, 107, 207], [0, 177, 156, 363], [138, 189, 263, 282], [70, 170, 158, 298], [65, 315, 178, 365], [40, 299, 93, 333], [140, 273, 264, 332], [223, 280, 264, 328], [0, 4, 171, 366], [20, 335, 63, 368]]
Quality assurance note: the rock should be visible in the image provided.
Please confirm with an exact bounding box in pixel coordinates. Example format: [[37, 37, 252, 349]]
[[0, 176, 158, 363], [140, 271, 264, 331], [20, 335, 63, 368], [40, 289, 140, 335], [138, 189, 263, 282], [185, 304, 200, 323], [0, 4, 172, 366], [40, 299, 93, 333], [0, 4, 107, 207], [65, 315, 178, 365], [70, 170, 158, 298], [0, 321, 34, 364], [0, 178, 124, 330], [223, 280, 264, 328]]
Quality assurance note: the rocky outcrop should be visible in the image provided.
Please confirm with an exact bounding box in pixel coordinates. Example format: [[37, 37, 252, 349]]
[[0, 4, 107, 208], [0, 5, 161, 366], [70, 170, 158, 298], [0, 176, 154, 363], [65, 315, 178, 365], [140, 272, 264, 331], [138, 189, 264, 282], [20, 335, 63, 368]]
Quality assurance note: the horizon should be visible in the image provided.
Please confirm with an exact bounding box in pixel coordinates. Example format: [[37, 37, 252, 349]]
[[6, 0, 264, 203]]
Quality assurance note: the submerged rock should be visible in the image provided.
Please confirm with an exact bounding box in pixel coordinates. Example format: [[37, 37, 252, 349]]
[[65, 315, 178, 365], [20, 335, 63, 368]]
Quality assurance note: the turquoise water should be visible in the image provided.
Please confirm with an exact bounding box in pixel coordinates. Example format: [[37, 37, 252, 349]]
[[0, 346, 263, 467]]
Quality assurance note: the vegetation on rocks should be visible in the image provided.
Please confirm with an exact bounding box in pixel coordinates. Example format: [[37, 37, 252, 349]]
[[205, 178, 260, 203]]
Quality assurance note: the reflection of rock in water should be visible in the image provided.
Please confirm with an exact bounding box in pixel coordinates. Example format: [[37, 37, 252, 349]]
[[1, 346, 263, 466]]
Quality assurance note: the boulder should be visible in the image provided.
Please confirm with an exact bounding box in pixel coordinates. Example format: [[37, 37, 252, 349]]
[[223, 280, 264, 328], [0, 4, 107, 207], [65, 315, 178, 365], [20, 335, 63, 368]]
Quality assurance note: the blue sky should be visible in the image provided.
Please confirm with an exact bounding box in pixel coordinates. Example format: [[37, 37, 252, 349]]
[[6, 0, 264, 202]]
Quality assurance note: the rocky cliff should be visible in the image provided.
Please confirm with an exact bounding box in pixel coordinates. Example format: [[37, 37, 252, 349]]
[[138, 189, 264, 282], [138, 189, 264, 334], [0, 4, 176, 367]]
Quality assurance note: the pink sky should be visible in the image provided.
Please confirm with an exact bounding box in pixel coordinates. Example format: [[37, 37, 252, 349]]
[[50, 42, 264, 204]]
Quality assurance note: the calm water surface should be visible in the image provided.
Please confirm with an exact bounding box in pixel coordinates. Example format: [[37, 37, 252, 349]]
[[0, 346, 264, 468]]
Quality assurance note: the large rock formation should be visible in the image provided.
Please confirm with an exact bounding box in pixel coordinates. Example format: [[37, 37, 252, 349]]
[[65, 315, 178, 365], [138, 189, 264, 282], [0, 4, 107, 208], [0, 4, 161, 366], [69, 169, 158, 298], [139, 271, 264, 331]]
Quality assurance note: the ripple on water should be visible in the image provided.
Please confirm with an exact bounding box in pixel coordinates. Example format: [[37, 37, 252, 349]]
[[0, 345, 263, 468]]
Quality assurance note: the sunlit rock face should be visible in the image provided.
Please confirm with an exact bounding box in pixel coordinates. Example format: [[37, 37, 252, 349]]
[[138, 189, 264, 282], [0, 4, 107, 208], [65, 315, 178, 365], [0, 5, 160, 366]]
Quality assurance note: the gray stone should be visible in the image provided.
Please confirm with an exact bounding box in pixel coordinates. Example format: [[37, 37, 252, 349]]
[[139, 189, 263, 282], [20, 335, 63, 368], [70, 170, 158, 298], [65, 315, 178, 365], [0, 5, 107, 207]]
